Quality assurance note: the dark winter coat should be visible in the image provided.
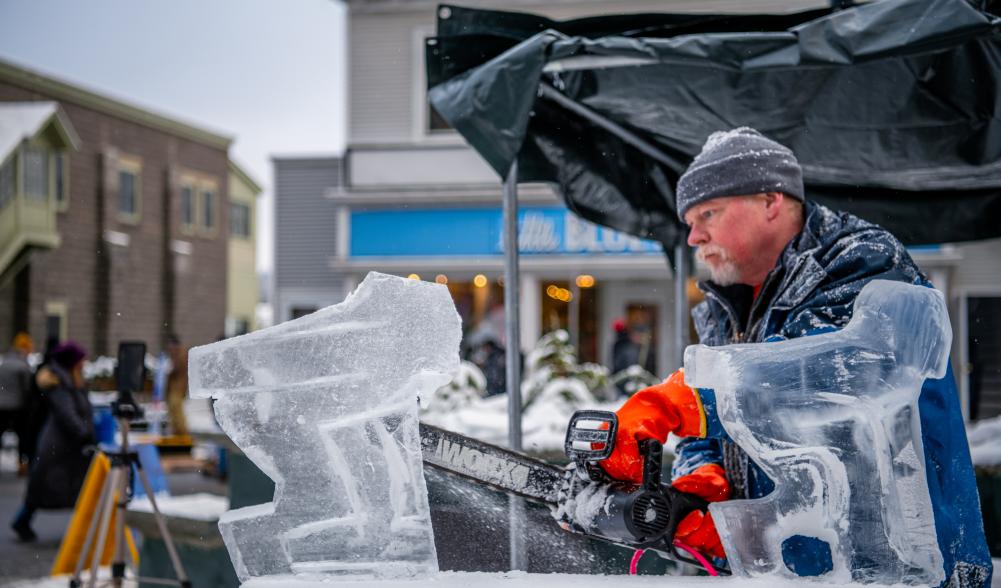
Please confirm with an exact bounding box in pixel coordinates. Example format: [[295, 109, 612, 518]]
[[25, 364, 95, 509], [674, 201, 991, 586]]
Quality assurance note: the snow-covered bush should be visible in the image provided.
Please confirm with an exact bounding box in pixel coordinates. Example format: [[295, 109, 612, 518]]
[[421, 360, 486, 415], [521, 330, 613, 408], [610, 364, 661, 396]]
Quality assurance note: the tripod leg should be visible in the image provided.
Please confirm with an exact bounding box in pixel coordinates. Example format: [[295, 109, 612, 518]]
[[70, 464, 115, 588], [88, 467, 121, 588], [135, 466, 191, 587], [111, 458, 131, 588]]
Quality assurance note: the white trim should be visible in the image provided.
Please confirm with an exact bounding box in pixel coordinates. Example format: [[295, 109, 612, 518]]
[[336, 205, 350, 259], [103, 229, 130, 247], [330, 254, 670, 277]]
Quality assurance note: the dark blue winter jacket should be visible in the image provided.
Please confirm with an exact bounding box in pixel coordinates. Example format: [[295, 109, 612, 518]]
[[673, 201, 991, 586]]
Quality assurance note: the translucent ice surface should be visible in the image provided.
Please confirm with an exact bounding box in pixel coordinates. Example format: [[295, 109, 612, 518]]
[[188, 272, 461, 582], [685, 280, 950, 585]]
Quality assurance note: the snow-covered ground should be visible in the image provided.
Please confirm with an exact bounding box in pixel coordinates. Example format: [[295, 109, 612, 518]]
[[970, 416, 1001, 467]]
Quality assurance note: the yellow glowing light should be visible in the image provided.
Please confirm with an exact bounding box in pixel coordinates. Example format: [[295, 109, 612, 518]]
[[546, 285, 559, 298], [473, 274, 488, 288], [435, 274, 448, 284], [575, 275, 595, 288], [407, 274, 421, 281]]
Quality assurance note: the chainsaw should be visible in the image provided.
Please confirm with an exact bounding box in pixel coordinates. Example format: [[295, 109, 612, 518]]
[[556, 409, 728, 574]]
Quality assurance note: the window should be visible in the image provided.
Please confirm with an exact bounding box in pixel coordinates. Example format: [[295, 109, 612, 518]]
[[115, 156, 142, 223], [181, 185, 195, 230], [0, 156, 14, 210], [119, 170, 137, 215], [201, 189, 215, 231], [428, 105, 453, 132], [24, 147, 48, 200], [54, 152, 68, 210], [230, 202, 251, 238]]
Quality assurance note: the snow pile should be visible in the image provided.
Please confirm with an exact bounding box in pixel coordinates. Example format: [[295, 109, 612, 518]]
[[240, 570, 921, 588], [128, 492, 229, 521], [969, 415, 1001, 467], [422, 330, 623, 452]]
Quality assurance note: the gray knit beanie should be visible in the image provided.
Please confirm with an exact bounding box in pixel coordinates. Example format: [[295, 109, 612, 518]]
[[675, 127, 804, 220]]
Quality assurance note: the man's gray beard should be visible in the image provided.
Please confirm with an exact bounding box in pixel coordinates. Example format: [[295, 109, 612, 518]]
[[697, 246, 742, 286], [707, 261, 742, 286]]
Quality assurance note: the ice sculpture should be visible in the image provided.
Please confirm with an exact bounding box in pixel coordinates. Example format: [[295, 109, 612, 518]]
[[188, 272, 461, 582], [684, 280, 949, 585]]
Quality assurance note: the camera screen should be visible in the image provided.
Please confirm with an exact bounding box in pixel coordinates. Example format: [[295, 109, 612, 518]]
[[117, 341, 146, 394]]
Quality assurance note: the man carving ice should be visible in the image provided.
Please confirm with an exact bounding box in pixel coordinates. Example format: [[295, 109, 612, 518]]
[[590, 128, 990, 584]]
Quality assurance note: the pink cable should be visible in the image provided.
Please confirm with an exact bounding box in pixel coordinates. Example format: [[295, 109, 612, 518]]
[[629, 548, 645, 575], [673, 539, 719, 576]]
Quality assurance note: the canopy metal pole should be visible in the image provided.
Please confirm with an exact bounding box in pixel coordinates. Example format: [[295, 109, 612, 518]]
[[674, 244, 689, 369], [503, 161, 523, 452]]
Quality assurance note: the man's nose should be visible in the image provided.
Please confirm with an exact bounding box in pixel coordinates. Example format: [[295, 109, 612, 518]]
[[687, 225, 706, 247]]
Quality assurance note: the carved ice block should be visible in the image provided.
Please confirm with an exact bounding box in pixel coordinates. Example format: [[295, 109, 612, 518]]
[[188, 272, 461, 582], [685, 280, 950, 585]]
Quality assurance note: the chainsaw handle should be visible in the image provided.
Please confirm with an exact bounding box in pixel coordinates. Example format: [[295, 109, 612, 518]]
[[638, 439, 663, 490], [664, 486, 710, 545]]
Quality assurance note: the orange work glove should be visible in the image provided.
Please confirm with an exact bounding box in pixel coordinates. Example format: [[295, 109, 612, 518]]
[[599, 369, 706, 483], [672, 463, 731, 559]]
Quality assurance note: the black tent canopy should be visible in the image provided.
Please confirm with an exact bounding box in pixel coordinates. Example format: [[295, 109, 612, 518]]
[[427, 0, 1001, 248], [426, 0, 1001, 448]]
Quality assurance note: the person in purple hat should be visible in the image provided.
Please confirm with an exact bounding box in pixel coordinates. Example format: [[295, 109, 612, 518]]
[[10, 341, 95, 542]]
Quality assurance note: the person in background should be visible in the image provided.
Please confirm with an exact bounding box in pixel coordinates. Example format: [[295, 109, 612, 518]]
[[0, 332, 34, 476], [166, 334, 189, 437], [22, 335, 59, 469], [11, 341, 94, 542]]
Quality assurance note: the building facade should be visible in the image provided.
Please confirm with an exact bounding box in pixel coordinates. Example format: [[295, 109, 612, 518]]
[[273, 0, 1001, 419], [0, 58, 240, 356], [227, 161, 261, 337]]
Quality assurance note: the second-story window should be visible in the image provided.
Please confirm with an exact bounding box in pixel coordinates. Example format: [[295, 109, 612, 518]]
[[119, 170, 137, 215], [115, 155, 142, 223], [54, 152, 68, 210], [201, 188, 215, 231], [181, 185, 195, 231], [229, 202, 251, 238], [24, 147, 48, 201]]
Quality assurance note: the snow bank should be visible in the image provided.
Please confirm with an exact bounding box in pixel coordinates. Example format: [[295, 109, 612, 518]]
[[128, 492, 229, 521], [969, 415, 1001, 467], [241, 570, 916, 588]]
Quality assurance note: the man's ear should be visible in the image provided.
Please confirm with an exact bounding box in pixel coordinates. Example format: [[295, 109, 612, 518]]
[[763, 192, 784, 221]]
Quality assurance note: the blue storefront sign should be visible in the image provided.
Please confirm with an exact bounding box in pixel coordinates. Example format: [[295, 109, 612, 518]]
[[350, 206, 662, 258]]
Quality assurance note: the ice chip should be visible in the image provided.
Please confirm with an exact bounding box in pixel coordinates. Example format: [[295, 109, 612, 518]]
[[188, 272, 461, 582], [684, 280, 949, 585]]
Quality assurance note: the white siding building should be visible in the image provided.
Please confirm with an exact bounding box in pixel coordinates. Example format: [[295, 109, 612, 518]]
[[273, 0, 1001, 419]]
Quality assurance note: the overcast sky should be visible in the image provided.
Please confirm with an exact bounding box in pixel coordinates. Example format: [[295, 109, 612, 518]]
[[0, 0, 347, 272]]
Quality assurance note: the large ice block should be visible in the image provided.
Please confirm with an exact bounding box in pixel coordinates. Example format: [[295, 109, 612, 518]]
[[188, 272, 461, 582], [685, 280, 950, 585]]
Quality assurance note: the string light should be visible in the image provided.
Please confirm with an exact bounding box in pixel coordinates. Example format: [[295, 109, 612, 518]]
[[575, 275, 595, 288], [435, 274, 448, 284], [407, 274, 421, 280], [473, 274, 488, 288]]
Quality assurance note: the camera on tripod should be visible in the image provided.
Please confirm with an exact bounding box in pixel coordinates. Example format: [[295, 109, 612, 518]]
[[112, 341, 146, 423]]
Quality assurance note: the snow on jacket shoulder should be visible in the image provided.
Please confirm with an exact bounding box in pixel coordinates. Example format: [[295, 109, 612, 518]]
[[675, 201, 991, 586]]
